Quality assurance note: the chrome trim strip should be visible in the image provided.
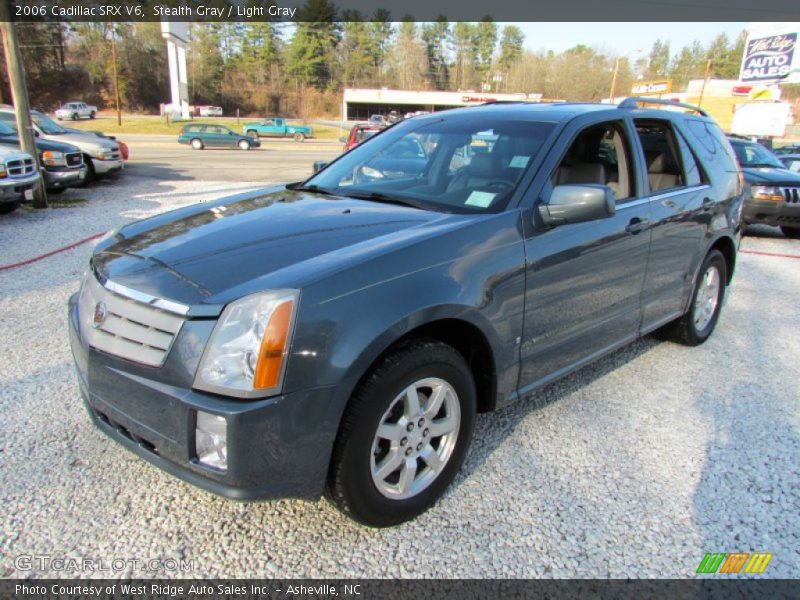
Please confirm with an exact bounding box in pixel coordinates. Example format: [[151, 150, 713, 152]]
[[102, 279, 191, 316], [616, 184, 712, 209]]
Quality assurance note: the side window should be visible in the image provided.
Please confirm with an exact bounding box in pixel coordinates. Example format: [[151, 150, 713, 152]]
[[634, 119, 688, 193], [551, 121, 634, 202], [675, 130, 708, 186]]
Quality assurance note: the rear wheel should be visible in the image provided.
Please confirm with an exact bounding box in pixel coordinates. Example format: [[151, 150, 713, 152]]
[[0, 201, 20, 214], [246, 130, 259, 139], [327, 340, 476, 527], [781, 226, 800, 239], [191, 138, 204, 150], [662, 250, 727, 346], [238, 139, 251, 151], [293, 132, 305, 142]]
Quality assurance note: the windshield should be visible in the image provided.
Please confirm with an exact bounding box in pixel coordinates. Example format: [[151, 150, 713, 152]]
[[732, 142, 784, 169], [31, 111, 68, 135], [307, 115, 556, 213]]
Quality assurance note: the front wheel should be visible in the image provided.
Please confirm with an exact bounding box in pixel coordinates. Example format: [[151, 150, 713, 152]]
[[238, 139, 251, 151], [89, 111, 96, 119], [293, 132, 305, 142], [0, 201, 20, 214], [327, 340, 476, 527], [781, 226, 800, 239], [662, 249, 727, 346], [71, 113, 79, 121]]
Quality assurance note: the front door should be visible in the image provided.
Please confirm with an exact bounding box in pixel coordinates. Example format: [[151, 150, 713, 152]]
[[518, 117, 651, 393]]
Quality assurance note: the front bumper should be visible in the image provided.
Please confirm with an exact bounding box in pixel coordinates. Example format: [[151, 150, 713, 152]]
[[743, 198, 800, 229], [68, 292, 338, 500], [43, 166, 87, 189], [91, 157, 124, 175], [0, 171, 41, 202]]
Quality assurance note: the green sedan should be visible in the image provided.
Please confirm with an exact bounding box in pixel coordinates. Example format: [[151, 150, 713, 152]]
[[178, 123, 261, 150]]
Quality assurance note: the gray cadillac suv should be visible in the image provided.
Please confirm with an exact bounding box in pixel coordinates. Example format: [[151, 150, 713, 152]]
[[68, 99, 743, 526]]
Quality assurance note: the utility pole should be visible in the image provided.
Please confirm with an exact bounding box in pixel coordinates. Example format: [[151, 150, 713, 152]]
[[698, 59, 713, 108], [0, 1, 47, 208], [108, 23, 122, 126], [609, 57, 621, 102]]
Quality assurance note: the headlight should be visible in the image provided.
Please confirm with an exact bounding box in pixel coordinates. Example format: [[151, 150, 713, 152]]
[[42, 150, 66, 167], [193, 290, 298, 398], [750, 185, 784, 202], [96, 150, 107, 160]]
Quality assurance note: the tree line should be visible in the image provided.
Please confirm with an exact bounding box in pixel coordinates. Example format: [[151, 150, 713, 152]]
[[0, 7, 763, 119]]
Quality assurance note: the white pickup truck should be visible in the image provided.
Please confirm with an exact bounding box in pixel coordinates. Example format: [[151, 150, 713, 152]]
[[55, 102, 97, 121], [0, 145, 40, 214]]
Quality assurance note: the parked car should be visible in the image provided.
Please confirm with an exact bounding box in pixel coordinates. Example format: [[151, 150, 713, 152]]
[[728, 136, 800, 239], [69, 99, 742, 526], [64, 126, 129, 161], [773, 144, 800, 156], [0, 109, 122, 181], [178, 123, 260, 150], [243, 117, 312, 142], [0, 121, 86, 193], [55, 101, 97, 121], [0, 145, 40, 214], [405, 110, 430, 119], [368, 114, 386, 126], [386, 110, 402, 124], [779, 153, 800, 173], [198, 106, 224, 117], [342, 123, 383, 152]]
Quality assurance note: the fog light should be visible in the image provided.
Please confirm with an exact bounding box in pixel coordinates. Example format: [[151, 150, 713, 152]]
[[195, 411, 227, 471]]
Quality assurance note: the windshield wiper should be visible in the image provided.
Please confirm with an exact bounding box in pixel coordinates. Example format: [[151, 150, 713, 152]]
[[339, 190, 425, 210], [288, 183, 339, 196]]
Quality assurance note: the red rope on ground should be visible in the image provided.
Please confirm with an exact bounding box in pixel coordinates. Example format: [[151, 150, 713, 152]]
[[740, 249, 800, 260], [0, 231, 106, 272]]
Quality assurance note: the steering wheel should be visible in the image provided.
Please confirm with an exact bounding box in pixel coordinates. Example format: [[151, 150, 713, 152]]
[[484, 180, 514, 192]]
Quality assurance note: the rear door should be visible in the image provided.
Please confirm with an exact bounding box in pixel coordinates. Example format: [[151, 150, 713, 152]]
[[630, 117, 711, 330], [518, 116, 652, 392]]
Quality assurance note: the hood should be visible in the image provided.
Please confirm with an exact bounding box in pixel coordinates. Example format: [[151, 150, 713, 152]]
[[0, 135, 80, 154], [41, 131, 116, 151], [0, 145, 31, 160], [93, 188, 453, 307], [741, 166, 800, 186]]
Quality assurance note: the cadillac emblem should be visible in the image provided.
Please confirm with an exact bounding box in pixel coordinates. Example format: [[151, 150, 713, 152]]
[[92, 302, 108, 329]]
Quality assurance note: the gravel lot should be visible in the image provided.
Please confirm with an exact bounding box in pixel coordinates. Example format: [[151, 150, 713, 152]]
[[1, 178, 798, 579]]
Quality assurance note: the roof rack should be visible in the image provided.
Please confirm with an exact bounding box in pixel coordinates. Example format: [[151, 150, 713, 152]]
[[618, 97, 709, 117]]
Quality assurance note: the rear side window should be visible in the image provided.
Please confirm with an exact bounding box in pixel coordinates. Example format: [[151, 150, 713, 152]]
[[634, 119, 687, 193], [184, 125, 200, 133], [685, 119, 738, 173]]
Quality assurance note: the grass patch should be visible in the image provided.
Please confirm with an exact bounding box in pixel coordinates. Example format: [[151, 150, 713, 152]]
[[47, 195, 89, 208], [66, 116, 343, 140]]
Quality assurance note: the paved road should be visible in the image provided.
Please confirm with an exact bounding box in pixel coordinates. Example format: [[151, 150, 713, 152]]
[[121, 135, 342, 183]]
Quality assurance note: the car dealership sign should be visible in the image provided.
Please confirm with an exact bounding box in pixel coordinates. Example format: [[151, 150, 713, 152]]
[[739, 32, 799, 83], [630, 80, 672, 95]]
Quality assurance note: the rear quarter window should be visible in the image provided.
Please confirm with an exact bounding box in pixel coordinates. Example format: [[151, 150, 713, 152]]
[[684, 118, 738, 173]]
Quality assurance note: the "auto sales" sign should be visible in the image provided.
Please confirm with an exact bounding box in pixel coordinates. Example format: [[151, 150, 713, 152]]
[[739, 33, 797, 83]]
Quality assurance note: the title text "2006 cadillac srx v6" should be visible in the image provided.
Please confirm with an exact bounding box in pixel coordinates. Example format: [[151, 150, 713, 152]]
[[69, 99, 743, 526]]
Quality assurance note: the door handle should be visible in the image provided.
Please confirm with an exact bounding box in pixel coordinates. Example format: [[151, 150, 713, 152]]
[[625, 217, 650, 234]]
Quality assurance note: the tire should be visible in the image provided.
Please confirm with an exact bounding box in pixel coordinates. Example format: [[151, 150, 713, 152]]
[[327, 340, 476, 527], [191, 138, 204, 150], [293, 132, 305, 142], [81, 155, 96, 183], [238, 139, 251, 151], [780, 226, 800, 239], [0, 201, 20, 214], [246, 130, 259, 139], [71, 113, 79, 121], [662, 249, 727, 346], [89, 111, 96, 119]]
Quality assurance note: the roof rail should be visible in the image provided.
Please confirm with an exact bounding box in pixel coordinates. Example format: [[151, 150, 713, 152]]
[[618, 96, 709, 117]]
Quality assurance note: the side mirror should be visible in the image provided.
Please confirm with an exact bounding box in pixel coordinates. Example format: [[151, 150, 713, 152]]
[[312, 160, 328, 173], [339, 136, 346, 143], [538, 184, 615, 228], [34, 130, 40, 138]]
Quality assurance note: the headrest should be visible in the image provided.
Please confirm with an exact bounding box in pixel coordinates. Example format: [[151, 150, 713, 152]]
[[469, 153, 497, 178], [564, 162, 605, 184]]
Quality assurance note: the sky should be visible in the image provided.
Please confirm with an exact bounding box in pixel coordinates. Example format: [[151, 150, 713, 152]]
[[508, 22, 749, 58]]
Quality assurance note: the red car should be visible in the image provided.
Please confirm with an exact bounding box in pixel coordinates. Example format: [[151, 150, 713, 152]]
[[117, 140, 129, 161], [343, 124, 383, 152]]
